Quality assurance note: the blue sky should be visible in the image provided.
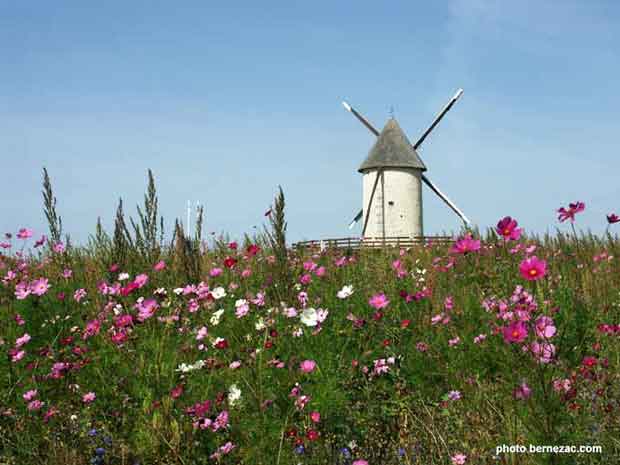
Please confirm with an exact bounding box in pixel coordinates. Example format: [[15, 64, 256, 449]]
[[2, 0, 619, 244]]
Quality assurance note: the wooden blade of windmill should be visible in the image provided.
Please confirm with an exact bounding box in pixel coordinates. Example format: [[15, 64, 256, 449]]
[[421, 174, 471, 226], [348, 209, 363, 229], [342, 101, 380, 136], [413, 89, 463, 150]]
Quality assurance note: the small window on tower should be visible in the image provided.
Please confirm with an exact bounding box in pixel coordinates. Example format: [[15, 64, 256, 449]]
[[388, 201, 394, 206]]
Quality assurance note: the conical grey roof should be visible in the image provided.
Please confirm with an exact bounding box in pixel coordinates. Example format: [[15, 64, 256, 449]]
[[358, 118, 427, 172]]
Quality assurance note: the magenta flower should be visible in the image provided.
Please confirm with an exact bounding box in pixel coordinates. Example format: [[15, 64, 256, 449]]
[[519, 256, 547, 281], [310, 411, 321, 423], [16, 228, 33, 240], [496, 216, 522, 240], [534, 316, 556, 339], [300, 360, 317, 373], [27, 400, 44, 411], [369, 293, 390, 310], [503, 321, 528, 344], [352, 461, 369, 465], [153, 260, 166, 271], [82, 392, 96, 403], [607, 213, 620, 224], [450, 234, 480, 254], [557, 201, 585, 223]]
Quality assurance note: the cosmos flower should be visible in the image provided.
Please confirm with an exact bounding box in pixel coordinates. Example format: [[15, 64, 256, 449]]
[[530, 341, 556, 364], [557, 201, 585, 223], [300, 360, 317, 373], [503, 321, 528, 344], [16, 228, 33, 240], [368, 293, 389, 310], [300, 308, 319, 327], [451, 453, 467, 464], [450, 234, 481, 254], [519, 256, 547, 281], [607, 213, 620, 224], [534, 316, 556, 339], [82, 392, 96, 404], [153, 260, 166, 271], [513, 382, 532, 400], [496, 216, 522, 240], [337, 285, 354, 299]]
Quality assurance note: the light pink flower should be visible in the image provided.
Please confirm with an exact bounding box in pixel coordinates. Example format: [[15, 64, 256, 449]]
[[153, 260, 166, 271], [299, 360, 317, 373], [535, 316, 556, 339], [451, 453, 467, 465], [82, 392, 96, 403], [30, 278, 50, 296], [23, 389, 38, 401], [15, 333, 31, 348]]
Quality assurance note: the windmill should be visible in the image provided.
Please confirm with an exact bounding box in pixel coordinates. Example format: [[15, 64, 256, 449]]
[[343, 89, 471, 240]]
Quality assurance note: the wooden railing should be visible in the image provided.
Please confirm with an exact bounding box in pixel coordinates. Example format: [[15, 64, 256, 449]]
[[292, 236, 454, 250]]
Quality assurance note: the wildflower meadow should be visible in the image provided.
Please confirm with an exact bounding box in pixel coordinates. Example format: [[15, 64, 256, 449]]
[[2, 171, 620, 465]]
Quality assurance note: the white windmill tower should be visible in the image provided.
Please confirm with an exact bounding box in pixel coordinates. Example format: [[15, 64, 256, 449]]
[[343, 89, 471, 240]]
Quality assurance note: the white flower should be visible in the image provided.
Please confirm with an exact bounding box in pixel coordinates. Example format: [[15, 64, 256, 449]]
[[292, 327, 304, 337], [210, 309, 225, 326], [255, 318, 266, 331], [118, 273, 130, 281], [300, 308, 318, 327], [175, 359, 206, 373], [337, 285, 354, 299], [212, 287, 226, 300], [228, 384, 242, 406], [173, 287, 184, 295]]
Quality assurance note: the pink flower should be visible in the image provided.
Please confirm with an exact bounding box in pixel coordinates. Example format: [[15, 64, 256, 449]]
[[450, 234, 480, 254], [210, 267, 223, 277], [557, 201, 585, 223], [530, 341, 555, 363], [11, 349, 26, 362], [27, 400, 43, 411], [15, 333, 31, 348], [30, 278, 50, 296], [352, 461, 369, 465], [73, 288, 87, 302], [17, 228, 33, 239], [82, 392, 96, 403], [513, 382, 532, 400], [519, 256, 547, 281], [496, 216, 522, 240], [53, 242, 65, 253], [451, 453, 467, 465], [153, 260, 166, 271], [369, 293, 390, 310], [23, 389, 38, 401], [310, 411, 321, 423], [133, 273, 149, 288], [299, 360, 317, 373], [503, 321, 528, 344], [535, 316, 556, 339]]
